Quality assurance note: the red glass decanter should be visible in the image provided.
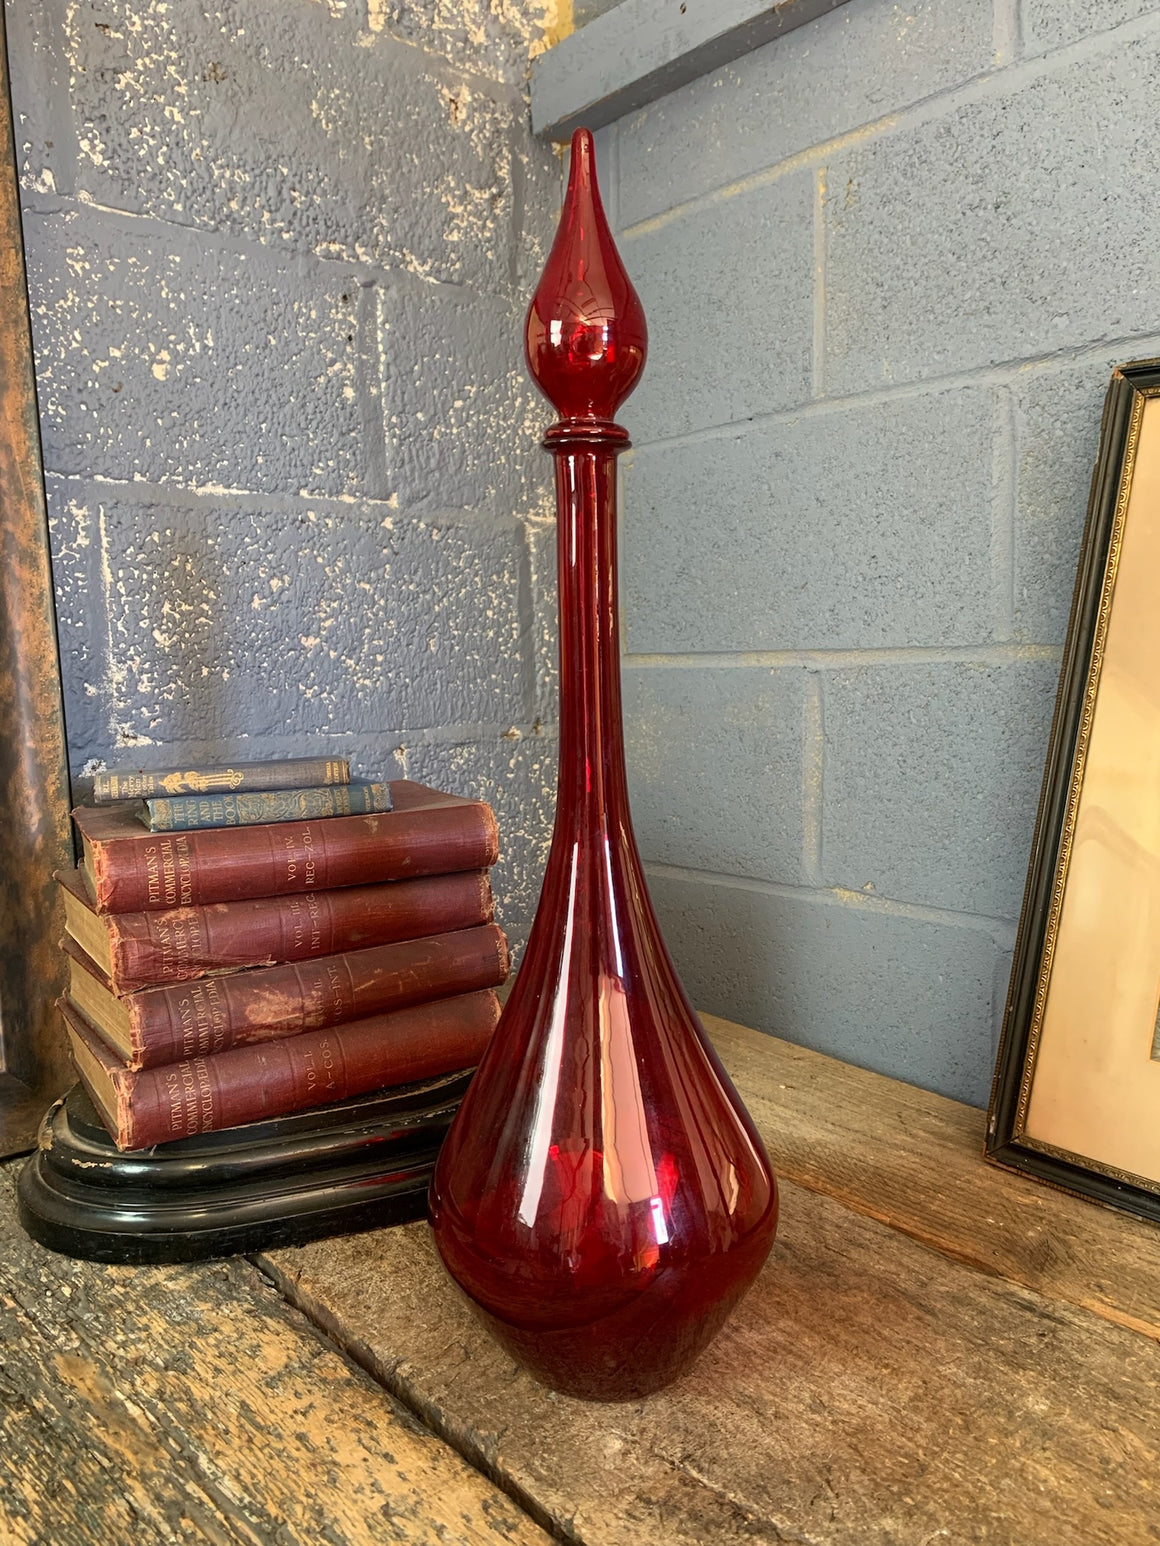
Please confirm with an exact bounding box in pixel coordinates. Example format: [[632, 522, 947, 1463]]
[[428, 128, 778, 1402]]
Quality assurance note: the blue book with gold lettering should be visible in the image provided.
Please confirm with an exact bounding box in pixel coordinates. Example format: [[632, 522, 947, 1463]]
[[139, 781, 393, 832]]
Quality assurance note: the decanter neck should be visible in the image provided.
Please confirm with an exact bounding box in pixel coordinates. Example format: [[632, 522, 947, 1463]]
[[551, 434, 631, 834]]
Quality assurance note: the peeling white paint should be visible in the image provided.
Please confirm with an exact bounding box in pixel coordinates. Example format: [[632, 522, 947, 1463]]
[[24, 0, 561, 958]]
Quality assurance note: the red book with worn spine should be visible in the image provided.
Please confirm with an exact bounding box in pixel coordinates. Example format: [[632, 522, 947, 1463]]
[[72, 781, 499, 914], [63, 924, 510, 1069], [61, 989, 502, 1150], [56, 866, 495, 995]]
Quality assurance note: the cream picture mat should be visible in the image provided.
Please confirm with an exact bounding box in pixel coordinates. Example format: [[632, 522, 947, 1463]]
[[1023, 392, 1160, 1187]]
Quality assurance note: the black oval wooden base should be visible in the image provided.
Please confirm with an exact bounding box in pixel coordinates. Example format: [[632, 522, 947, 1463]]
[[17, 1072, 471, 1264]]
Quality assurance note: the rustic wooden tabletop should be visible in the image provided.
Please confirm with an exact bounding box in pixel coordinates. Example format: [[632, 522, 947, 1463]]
[[4, 1016, 1159, 1545]]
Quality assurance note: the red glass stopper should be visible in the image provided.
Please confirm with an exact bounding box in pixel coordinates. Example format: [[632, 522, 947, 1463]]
[[525, 128, 647, 422], [429, 129, 778, 1402]]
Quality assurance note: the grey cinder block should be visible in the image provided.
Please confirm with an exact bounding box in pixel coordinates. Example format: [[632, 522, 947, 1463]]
[[622, 387, 995, 653], [53, 486, 530, 748], [1022, 0, 1160, 54], [821, 658, 1060, 918], [378, 281, 546, 514], [623, 665, 807, 886], [621, 170, 814, 443], [617, 0, 993, 225], [647, 870, 1003, 1106], [24, 214, 370, 497], [823, 27, 1160, 392], [55, 0, 531, 289]]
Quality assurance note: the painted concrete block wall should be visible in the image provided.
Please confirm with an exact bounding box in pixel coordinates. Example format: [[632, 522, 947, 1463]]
[[602, 0, 1160, 1104], [8, 0, 564, 949]]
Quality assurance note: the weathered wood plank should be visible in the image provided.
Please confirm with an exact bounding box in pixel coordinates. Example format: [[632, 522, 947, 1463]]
[[702, 1014, 1160, 1340], [0, 1163, 551, 1546], [262, 1173, 1160, 1546]]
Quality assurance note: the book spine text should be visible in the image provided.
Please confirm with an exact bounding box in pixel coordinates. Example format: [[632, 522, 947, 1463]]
[[93, 758, 350, 803], [89, 803, 499, 913], [105, 871, 494, 993], [126, 923, 509, 1067], [143, 781, 392, 832], [112, 990, 501, 1148]]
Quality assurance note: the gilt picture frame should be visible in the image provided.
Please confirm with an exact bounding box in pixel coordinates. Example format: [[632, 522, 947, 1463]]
[[987, 358, 1160, 1223]]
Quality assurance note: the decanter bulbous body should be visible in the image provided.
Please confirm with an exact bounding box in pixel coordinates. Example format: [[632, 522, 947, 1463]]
[[428, 129, 778, 1402]]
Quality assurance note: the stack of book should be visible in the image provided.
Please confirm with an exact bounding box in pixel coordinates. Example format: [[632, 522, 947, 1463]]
[[55, 757, 508, 1151]]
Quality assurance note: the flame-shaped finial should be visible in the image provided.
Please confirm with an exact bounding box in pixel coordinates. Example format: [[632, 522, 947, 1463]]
[[525, 128, 647, 422]]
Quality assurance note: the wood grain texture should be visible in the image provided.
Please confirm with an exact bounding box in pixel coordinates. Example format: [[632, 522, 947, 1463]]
[[700, 1014, 1160, 1340], [0, 1163, 552, 1546], [260, 1020, 1160, 1546], [263, 1190, 1160, 1546]]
